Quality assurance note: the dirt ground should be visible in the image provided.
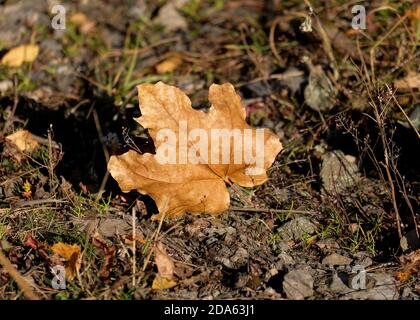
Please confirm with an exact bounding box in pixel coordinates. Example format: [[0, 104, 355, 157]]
[[0, 0, 419, 300]]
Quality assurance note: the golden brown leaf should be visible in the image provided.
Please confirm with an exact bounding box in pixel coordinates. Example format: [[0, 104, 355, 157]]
[[152, 275, 177, 290], [155, 55, 182, 74], [108, 82, 282, 218], [6, 129, 39, 153], [51, 243, 81, 281], [1, 44, 39, 67], [69, 13, 96, 34]]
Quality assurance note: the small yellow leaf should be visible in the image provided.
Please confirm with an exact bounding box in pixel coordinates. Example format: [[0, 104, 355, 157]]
[[1, 44, 39, 67], [155, 55, 182, 74], [51, 243, 81, 281], [23, 181, 31, 193], [152, 275, 177, 290], [6, 129, 39, 153], [69, 13, 96, 33]]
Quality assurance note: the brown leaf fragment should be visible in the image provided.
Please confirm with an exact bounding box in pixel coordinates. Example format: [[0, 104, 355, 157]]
[[154, 242, 175, 280], [397, 249, 420, 281], [51, 243, 81, 281], [394, 72, 420, 90], [6, 129, 39, 153], [152, 275, 177, 290], [91, 232, 116, 279]]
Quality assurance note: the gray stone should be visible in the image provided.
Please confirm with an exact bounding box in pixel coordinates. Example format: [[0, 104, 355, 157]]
[[155, 0, 188, 32], [283, 268, 314, 300], [322, 253, 353, 266], [400, 229, 420, 251], [329, 273, 354, 294], [278, 252, 295, 266], [0, 80, 13, 97], [340, 272, 399, 300], [316, 238, 340, 250], [320, 151, 359, 194], [277, 217, 318, 241], [304, 64, 337, 112], [354, 252, 374, 267]]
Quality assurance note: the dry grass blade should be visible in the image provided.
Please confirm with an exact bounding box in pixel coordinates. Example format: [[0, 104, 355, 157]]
[[0, 249, 40, 300]]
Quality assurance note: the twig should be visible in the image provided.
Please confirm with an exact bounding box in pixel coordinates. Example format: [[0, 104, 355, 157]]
[[0, 249, 40, 300], [388, 85, 420, 139], [2, 76, 18, 135], [141, 210, 167, 272], [93, 109, 110, 202], [132, 206, 136, 287], [370, 97, 403, 241], [230, 206, 318, 215], [13, 199, 67, 208]]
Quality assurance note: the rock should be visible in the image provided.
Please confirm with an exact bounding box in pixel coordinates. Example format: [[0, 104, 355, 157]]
[[98, 218, 132, 238], [354, 252, 374, 267], [322, 253, 353, 266], [282, 268, 314, 300], [277, 217, 318, 241], [329, 273, 354, 294], [278, 67, 306, 96], [155, 0, 188, 32], [340, 272, 399, 300], [304, 64, 337, 112], [408, 105, 420, 130], [316, 238, 340, 250], [277, 252, 295, 266], [400, 229, 420, 251], [230, 248, 248, 266], [320, 150, 359, 194], [0, 80, 13, 97]]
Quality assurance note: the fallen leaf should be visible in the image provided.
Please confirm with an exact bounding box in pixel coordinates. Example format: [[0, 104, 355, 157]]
[[5, 129, 39, 153], [51, 243, 81, 281], [394, 72, 420, 90], [151, 242, 177, 289], [154, 242, 175, 279], [91, 232, 116, 279], [155, 0, 188, 32], [22, 180, 32, 199], [397, 249, 420, 281], [155, 55, 182, 74], [108, 82, 282, 218], [24, 234, 50, 261], [69, 13, 96, 34], [152, 275, 177, 290], [1, 44, 39, 67], [304, 63, 337, 112]]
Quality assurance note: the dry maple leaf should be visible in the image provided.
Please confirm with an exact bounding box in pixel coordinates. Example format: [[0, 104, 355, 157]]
[[108, 82, 282, 218], [51, 243, 81, 281]]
